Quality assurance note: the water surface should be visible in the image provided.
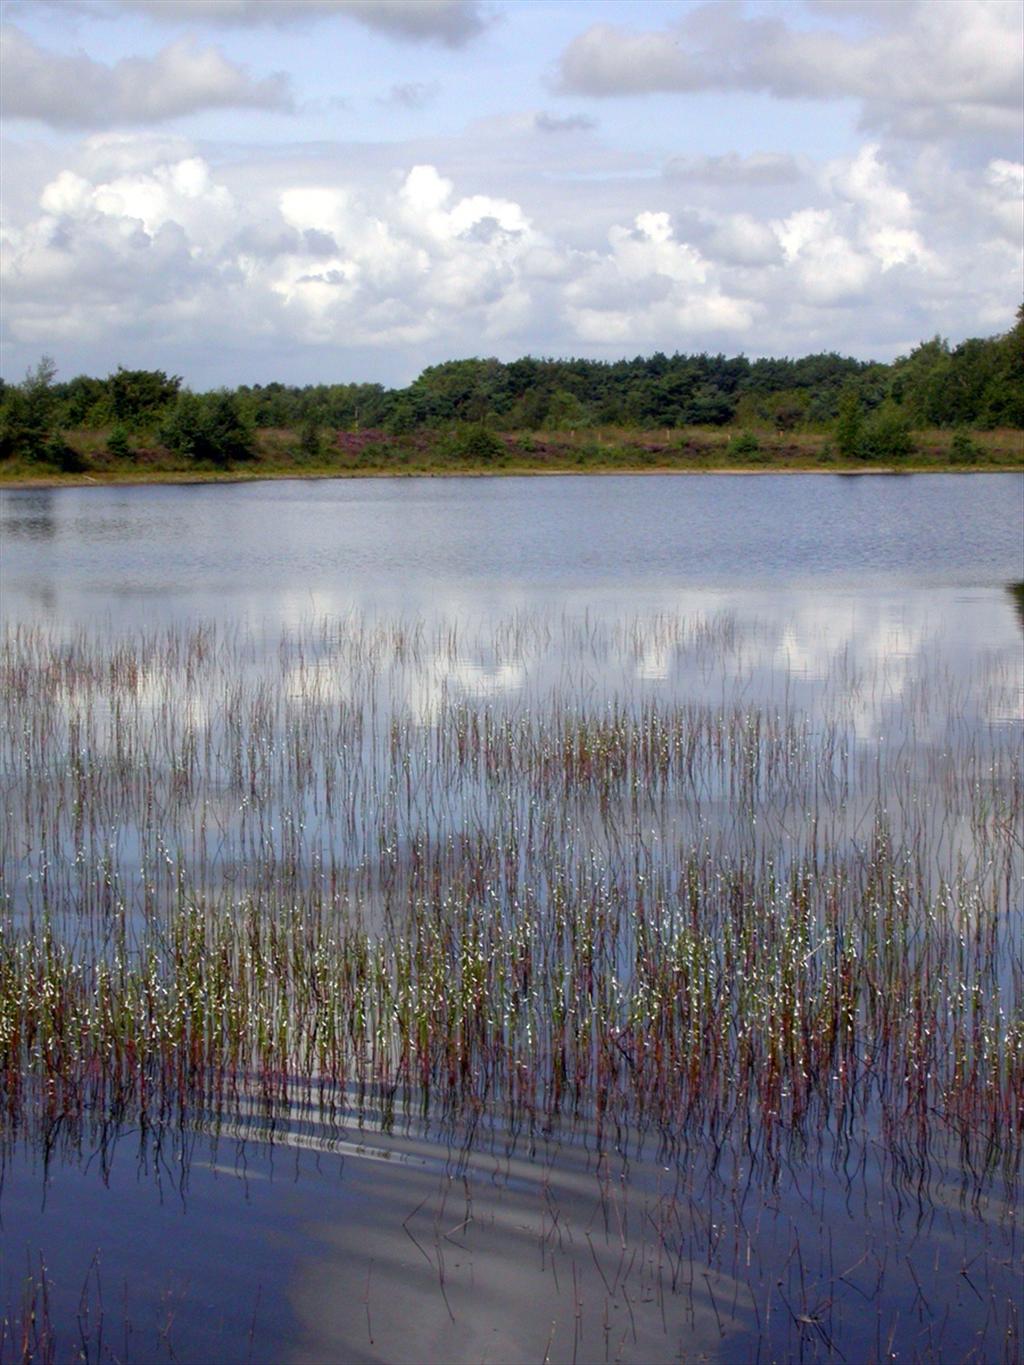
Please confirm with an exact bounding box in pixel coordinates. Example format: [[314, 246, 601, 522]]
[[1, 474, 1021, 1363]]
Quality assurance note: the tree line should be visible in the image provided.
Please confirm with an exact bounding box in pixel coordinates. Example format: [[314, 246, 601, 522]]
[[1, 309, 1020, 468]]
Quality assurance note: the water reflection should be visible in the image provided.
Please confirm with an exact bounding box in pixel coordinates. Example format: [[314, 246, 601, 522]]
[[1009, 580, 1024, 631], [1, 475, 1021, 1364], [2, 475, 1022, 632], [2, 486, 56, 540]]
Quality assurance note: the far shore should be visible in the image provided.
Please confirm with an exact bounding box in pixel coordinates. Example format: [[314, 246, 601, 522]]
[[2, 423, 1020, 489], [2, 461, 1022, 490]]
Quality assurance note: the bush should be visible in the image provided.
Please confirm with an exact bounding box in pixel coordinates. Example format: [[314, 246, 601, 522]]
[[726, 431, 761, 458], [440, 423, 505, 462], [298, 417, 322, 462], [835, 389, 863, 458], [107, 425, 132, 459], [949, 429, 980, 464], [43, 436, 87, 473], [160, 391, 254, 466], [859, 405, 914, 460]]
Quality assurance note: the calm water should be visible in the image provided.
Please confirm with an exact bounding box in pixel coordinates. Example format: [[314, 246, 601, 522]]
[[3, 472, 1022, 620], [1, 474, 1022, 1364]]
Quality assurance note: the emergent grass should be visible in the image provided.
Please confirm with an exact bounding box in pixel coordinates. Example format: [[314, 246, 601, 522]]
[[1, 613, 1020, 1198]]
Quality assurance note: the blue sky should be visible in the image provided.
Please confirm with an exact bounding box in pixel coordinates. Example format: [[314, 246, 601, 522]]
[[2, 0, 1021, 386]]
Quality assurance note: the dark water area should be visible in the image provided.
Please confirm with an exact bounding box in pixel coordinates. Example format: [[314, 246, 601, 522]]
[[1, 474, 1021, 1362]]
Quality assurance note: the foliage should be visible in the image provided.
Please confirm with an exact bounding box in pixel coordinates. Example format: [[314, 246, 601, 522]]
[[834, 390, 864, 458], [726, 431, 761, 457], [43, 435, 87, 473], [160, 390, 254, 465], [0, 356, 61, 461], [546, 389, 590, 430], [298, 416, 323, 461], [889, 310, 1024, 429], [3, 311, 1021, 463], [858, 404, 914, 461], [440, 422, 505, 461], [107, 425, 132, 459], [108, 368, 181, 426], [949, 429, 980, 464]]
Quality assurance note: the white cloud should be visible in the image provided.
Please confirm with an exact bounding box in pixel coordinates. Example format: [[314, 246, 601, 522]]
[[705, 213, 783, 267], [107, 0, 488, 45], [983, 159, 1024, 243], [826, 143, 935, 271], [557, 1, 1023, 142], [564, 211, 755, 344], [775, 208, 874, 304], [0, 25, 291, 128], [0, 136, 1017, 383]]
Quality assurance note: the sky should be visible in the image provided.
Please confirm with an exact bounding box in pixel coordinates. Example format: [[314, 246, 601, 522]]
[[1, 0, 1021, 388]]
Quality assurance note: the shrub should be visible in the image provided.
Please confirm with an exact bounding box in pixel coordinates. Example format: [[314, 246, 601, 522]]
[[298, 417, 322, 462], [202, 392, 255, 464], [107, 425, 132, 459], [160, 391, 254, 466], [859, 405, 914, 460], [441, 423, 505, 462], [727, 431, 761, 458], [835, 389, 864, 458], [43, 436, 87, 473], [949, 429, 980, 464]]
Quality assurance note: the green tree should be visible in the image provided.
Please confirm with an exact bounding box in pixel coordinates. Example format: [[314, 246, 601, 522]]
[[298, 415, 323, 461], [201, 391, 255, 464], [835, 389, 864, 458], [0, 356, 61, 461], [859, 404, 914, 460], [62, 374, 108, 427], [160, 390, 254, 466], [107, 425, 132, 459], [546, 389, 590, 430], [108, 368, 181, 426], [978, 305, 1024, 427]]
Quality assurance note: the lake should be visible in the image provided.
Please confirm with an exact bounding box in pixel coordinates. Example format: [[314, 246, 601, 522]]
[[1, 473, 1022, 1363]]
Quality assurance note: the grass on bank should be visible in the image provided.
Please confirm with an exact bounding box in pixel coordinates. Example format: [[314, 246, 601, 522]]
[[1, 424, 1021, 485]]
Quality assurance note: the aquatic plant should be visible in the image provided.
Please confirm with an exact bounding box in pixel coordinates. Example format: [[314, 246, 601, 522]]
[[0, 614, 1018, 1187]]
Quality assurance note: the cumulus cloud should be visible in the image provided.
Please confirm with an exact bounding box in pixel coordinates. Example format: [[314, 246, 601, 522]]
[[0, 26, 290, 128], [557, 1, 1023, 141], [0, 135, 1017, 382], [106, 0, 488, 45], [983, 159, 1024, 243], [565, 211, 755, 345], [825, 143, 935, 272], [704, 214, 783, 267]]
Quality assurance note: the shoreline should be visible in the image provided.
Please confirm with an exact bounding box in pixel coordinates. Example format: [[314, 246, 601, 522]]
[[3, 461, 1021, 490]]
